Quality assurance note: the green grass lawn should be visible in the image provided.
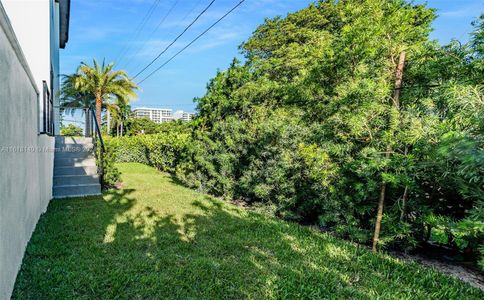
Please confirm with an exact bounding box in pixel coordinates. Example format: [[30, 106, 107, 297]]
[[13, 163, 483, 299]]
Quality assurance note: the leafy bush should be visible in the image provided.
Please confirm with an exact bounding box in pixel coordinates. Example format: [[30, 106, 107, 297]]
[[106, 136, 149, 165], [107, 132, 191, 173], [60, 124, 83, 136], [105, 2, 484, 268], [97, 138, 120, 188]]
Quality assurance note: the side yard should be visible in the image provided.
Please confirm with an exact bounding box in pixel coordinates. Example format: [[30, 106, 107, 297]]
[[13, 163, 483, 299]]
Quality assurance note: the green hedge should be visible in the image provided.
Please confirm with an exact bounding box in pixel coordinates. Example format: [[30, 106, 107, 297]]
[[106, 136, 149, 165], [106, 132, 191, 173], [95, 139, 120, 188], [104, 127, 484, 270]]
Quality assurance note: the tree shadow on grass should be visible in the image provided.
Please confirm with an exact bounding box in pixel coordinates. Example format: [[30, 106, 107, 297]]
[[12, 187, 482, 299]]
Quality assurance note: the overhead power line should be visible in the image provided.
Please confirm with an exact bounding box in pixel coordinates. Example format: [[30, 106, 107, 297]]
[[132, 0, 217, 79], [122, 0, 181, 71], [137, 0, 246, 85], [114, 0, 162, 66], [180, 0, 203, 23]]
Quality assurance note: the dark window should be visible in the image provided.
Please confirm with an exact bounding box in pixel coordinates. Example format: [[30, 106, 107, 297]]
[[41, 81, 54, 135]]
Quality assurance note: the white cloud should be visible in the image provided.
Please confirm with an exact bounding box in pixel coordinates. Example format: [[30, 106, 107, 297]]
[[128, 38, 185, 58], [440, 4, 483, 18], [187, 28, 245, 52], [73, 27, 124, 41]]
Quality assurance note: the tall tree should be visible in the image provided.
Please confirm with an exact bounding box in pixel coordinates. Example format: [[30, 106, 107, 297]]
[[60, 74, 93, 137], [372, 51, 406, 252], [69, 60, 138, 127], [106, 99, 131, 136]]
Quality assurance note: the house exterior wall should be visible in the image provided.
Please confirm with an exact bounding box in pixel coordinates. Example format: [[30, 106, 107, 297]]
[[0, 1, 55, 298], [51, 0, 61, 135], [2, 0, 61, 134]]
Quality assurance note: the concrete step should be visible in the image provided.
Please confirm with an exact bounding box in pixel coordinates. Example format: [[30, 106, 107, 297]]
[[54, 166, 98, 176], [56, 136, 93, 145], [53, 183, 102, 199], [54, 175, 99, 186], [54, 150, 94, 159], [54, 157, 96, 167], [53, 136, 101, 198], [55, 143, 94, 151]]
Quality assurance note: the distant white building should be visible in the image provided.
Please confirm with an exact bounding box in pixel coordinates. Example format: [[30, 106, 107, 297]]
[[133, 107, 195, 123], [173, 110, 195, 122], [133, 107, 173, 123]]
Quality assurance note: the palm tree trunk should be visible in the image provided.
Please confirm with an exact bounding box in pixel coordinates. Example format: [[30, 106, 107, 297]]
[[95, 94, 102, 129], [85, 108, 91, 137], [107, 109, 111, 136]]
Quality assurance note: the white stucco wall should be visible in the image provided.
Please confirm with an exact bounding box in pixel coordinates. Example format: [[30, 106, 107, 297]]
[[2, 0, 61, 134], [0, 2, 55, 299], [51, 0, 61, 135]]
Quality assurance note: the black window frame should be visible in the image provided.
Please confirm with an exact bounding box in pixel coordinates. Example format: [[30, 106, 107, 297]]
[[40, 80, 54, 135]]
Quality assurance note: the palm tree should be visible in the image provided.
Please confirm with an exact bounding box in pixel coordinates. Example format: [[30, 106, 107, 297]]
[[68, 60, 138, 128], [60, 74, 94, 137], [106, 97, 131, 136]]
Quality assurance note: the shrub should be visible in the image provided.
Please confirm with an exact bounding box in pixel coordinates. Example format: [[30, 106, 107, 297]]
[[96, 138, 120, 188], [106, 136, 149, 164], [107, 132, 191, 173], [103, 1, 484, 269], [60, 124, 83, 136]]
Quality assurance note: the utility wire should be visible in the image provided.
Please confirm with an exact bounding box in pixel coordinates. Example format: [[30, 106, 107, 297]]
[[122, 0, 181, 71], [115, 0, 161, 66], [180, 0, 203, 22], [132, 0, 217, 79], [137, 0, 246, 85], [114, 0, 162, 66]]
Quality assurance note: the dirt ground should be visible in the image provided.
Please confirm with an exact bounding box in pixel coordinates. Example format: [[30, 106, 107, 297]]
[[391, 251, 484, 291]]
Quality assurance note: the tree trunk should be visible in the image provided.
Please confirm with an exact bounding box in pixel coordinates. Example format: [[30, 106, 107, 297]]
[[372, 51, 406, 253], [120, 122, 124, 136], [95, 94, 102, 129], [392, 51, 406, 109], [400, 146, 409, 221], [425, 225, 432, 242], [372, 145, 391, 252], [400, 186, 409, 221], [85, 108, 91, 137], [107, 109, 111, 136]]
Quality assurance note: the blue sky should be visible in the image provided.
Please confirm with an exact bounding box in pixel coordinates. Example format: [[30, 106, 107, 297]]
[[61, 0, 483, 117]]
